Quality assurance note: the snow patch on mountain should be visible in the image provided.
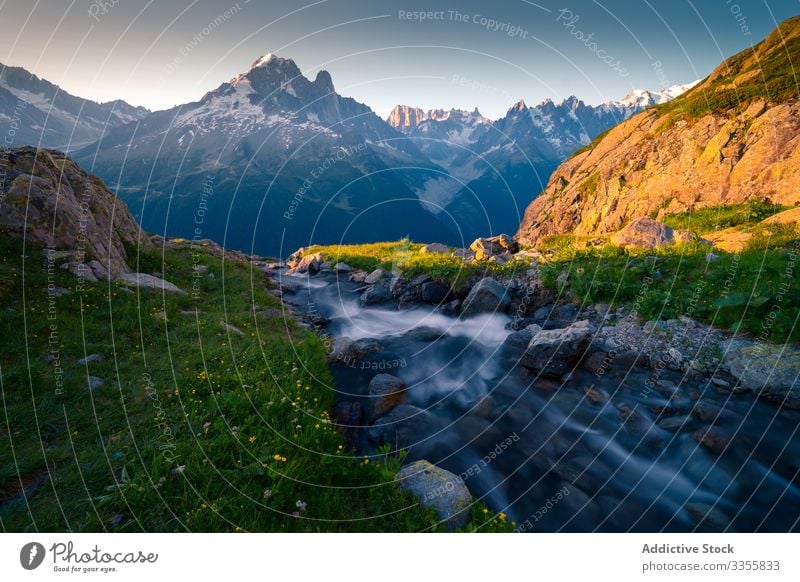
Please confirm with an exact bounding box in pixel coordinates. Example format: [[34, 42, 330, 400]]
[[614, 80, 701, 109], [252, 53, 276, 68], [174, 80, 268, 134]]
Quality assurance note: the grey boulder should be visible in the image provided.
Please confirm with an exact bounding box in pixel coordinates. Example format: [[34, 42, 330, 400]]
[[396, 460, 473, 530], [368, 374, 408, 420], [519, 320, 596, 377], [361, 284, 392, 305], [116, 273, 186, 295], [721, 339, 800, 409], [368, 404, 435, 450]]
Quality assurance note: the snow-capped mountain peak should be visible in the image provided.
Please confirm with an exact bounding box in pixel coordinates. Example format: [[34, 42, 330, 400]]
[[169, 52, 356, 143], [616, 80, 701, 108], [251, 53, 277, 69], [661, 80, 701, 99]]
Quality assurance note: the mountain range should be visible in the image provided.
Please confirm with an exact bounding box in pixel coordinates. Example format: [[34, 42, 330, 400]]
[[4, 55, 695, 256], [383, 83, 698, 239], [0, 63, 149, 151]]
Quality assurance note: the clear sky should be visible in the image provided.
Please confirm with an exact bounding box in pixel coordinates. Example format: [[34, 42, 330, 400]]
[[0, 0, 797, 119]]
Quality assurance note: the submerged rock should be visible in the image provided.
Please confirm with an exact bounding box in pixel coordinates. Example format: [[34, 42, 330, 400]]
[[656, 414, 694, 432], [328, 337, 383, 364], [693, 426, 732, 454], [396, 460, 472, 530], [368, 404, 435, 450], [360, 284, 392, 305], [461, 277, 511, 316], [686, 503, 733, 533], [440, 299, 461, 315], [368, 374, 408, 420]]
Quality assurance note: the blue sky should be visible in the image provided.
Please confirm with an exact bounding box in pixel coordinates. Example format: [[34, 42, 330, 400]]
[[0, 0, 798, 118]]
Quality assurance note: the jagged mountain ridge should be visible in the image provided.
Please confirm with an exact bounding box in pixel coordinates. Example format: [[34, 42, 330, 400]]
[[387, 81, 699, 156], [516, 16, 800, 246], [0, 63, 148, 151], [385, 82, 697, 236]]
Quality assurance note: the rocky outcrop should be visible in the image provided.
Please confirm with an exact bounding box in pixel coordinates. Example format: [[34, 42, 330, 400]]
[[287, 251, 323, 274], [517, 17, 800, 247], [395, 460, 472, 530], [386, 105, 426, 132], [0, 147, 145, 275]]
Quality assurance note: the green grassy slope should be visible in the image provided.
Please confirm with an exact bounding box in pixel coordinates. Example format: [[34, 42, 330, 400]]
[[0, 238, 507, 532], [537, 230, 800, 342]]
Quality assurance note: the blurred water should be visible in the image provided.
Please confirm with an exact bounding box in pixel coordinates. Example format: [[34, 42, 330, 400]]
[[283, 271, 800, 532]]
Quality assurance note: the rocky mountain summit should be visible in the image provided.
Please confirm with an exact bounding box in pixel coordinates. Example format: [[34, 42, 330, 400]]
[[386, 104, 428, 132], [517, 16, 800, 246]]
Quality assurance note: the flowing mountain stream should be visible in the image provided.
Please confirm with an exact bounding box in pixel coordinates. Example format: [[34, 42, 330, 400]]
[[279, 270, 800, 532]]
